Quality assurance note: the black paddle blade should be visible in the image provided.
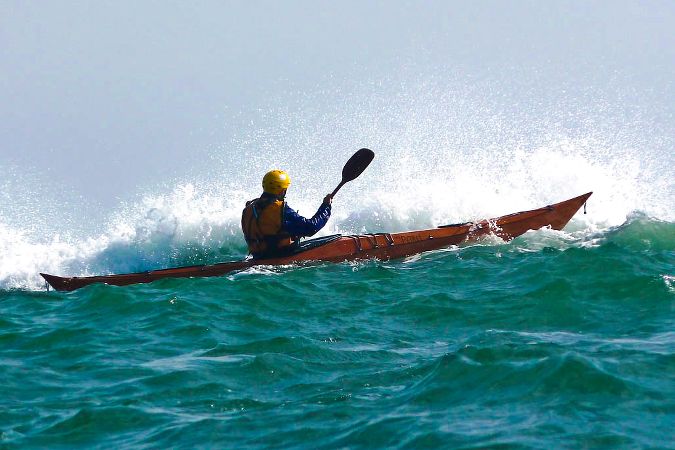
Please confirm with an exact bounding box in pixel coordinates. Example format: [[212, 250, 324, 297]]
[[342, 148, 374, 182]]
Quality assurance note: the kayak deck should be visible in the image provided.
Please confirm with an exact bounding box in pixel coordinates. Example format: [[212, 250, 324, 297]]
[[41, 192, 592, 291]]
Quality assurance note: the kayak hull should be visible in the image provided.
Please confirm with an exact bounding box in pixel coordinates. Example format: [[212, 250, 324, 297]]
[[41, 192, 592, 291]]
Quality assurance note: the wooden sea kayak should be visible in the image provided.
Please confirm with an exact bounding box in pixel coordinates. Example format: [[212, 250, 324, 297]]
[[41, 192, 592, 291]]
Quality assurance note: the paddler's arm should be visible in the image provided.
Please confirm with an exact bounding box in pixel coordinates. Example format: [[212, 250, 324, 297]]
[[283, 195, 332, 237]]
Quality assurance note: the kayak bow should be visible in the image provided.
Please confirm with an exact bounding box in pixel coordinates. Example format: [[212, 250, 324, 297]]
[[41, 192, 592, 291]]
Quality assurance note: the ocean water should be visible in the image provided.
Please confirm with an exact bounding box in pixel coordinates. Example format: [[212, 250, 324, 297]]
[[2, 75, 675, 448], [1, 216, 674, 448]]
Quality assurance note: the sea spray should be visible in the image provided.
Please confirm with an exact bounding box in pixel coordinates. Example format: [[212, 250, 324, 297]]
[[0, 79, 672, 450], [1, 75, 672, 290], [0, 139, 670, 291]]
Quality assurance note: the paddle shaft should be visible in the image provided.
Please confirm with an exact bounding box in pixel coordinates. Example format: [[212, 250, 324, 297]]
[[330, 181, 347, 197]]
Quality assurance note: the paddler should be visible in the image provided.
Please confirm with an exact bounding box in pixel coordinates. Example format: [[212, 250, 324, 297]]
[[241, 170, 332, 259]]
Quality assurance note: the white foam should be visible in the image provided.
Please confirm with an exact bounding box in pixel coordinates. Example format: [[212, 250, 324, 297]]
[[2, 138, 670, 291], [2, 77, 672, 290]]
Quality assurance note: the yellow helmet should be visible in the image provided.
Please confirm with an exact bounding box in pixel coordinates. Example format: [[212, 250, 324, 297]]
[[262, 170, 291, 195]]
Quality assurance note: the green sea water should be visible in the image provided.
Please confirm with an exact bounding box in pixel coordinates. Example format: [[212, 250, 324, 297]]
[[2, 217, 673, 448], [3, 1, 675, 445]]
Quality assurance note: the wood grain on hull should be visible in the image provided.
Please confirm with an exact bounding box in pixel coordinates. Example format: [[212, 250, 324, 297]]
[[41, 192, 592, 291]]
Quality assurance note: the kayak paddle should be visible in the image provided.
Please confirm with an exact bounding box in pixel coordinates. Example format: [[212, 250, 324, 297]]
[[330, 148, 375, 197]]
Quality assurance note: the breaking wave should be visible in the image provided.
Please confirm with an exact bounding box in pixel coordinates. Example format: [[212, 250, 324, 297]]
[[1, 76, 672, 290]]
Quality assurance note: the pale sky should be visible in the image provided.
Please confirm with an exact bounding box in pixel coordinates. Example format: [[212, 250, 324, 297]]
[[2, 1, 673, 215]]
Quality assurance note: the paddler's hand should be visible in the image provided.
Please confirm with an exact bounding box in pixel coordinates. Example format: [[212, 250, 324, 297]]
[[323, 194, 333, 206]]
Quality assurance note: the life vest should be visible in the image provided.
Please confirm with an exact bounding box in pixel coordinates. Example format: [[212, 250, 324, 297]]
[[241, 196, 294, 256]]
